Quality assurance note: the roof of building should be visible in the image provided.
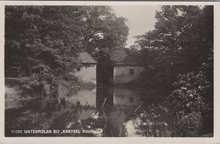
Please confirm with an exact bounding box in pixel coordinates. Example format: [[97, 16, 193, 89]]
[[78, 52, 97, 64], [110, 48, 144, 66]]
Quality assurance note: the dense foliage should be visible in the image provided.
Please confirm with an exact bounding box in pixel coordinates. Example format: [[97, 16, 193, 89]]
[[135, 6, 213, 87], [134, 6, 213, 135], [5, 6, 128, 95]]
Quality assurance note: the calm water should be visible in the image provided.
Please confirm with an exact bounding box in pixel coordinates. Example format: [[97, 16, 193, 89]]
[[5, 86, 163, 137]]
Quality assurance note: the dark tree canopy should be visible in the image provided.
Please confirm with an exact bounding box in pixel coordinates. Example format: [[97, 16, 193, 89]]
[[134, 6, 213, 87], [5, 6, 128, 93]]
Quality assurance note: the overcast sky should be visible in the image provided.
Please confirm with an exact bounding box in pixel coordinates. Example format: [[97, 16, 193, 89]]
[[111, 5, 161, 47]]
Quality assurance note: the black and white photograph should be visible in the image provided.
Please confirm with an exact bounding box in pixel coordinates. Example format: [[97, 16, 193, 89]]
[[2, 2, 217, 139]]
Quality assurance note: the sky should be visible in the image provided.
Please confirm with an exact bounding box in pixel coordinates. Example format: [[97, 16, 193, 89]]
[[111, 5, 161, 47]]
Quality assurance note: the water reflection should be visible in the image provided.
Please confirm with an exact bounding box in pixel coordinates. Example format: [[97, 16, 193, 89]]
[[67, 86, 143, 109], [5, 86, 145, 137]]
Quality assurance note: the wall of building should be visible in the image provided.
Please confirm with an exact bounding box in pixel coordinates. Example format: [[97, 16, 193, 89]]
[[113, 65, 144, 84], [75, 64, 96, 87]]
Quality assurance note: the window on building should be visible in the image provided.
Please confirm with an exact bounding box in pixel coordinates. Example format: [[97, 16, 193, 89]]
[[129, 69, 134, 75]]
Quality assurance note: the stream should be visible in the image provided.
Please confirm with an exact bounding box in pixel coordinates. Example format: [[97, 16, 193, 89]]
[[5, 86, 168, 137]]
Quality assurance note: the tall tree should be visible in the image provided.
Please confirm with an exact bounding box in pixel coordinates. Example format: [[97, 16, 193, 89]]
[[77, 6, 128, 56], [5, 6, 129, 93], [134, 5, 213, 135], [135, 6, 213, 88]]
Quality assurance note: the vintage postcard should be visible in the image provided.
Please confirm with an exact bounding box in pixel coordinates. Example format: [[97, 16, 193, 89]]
[[0, 1, 220, 144]]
